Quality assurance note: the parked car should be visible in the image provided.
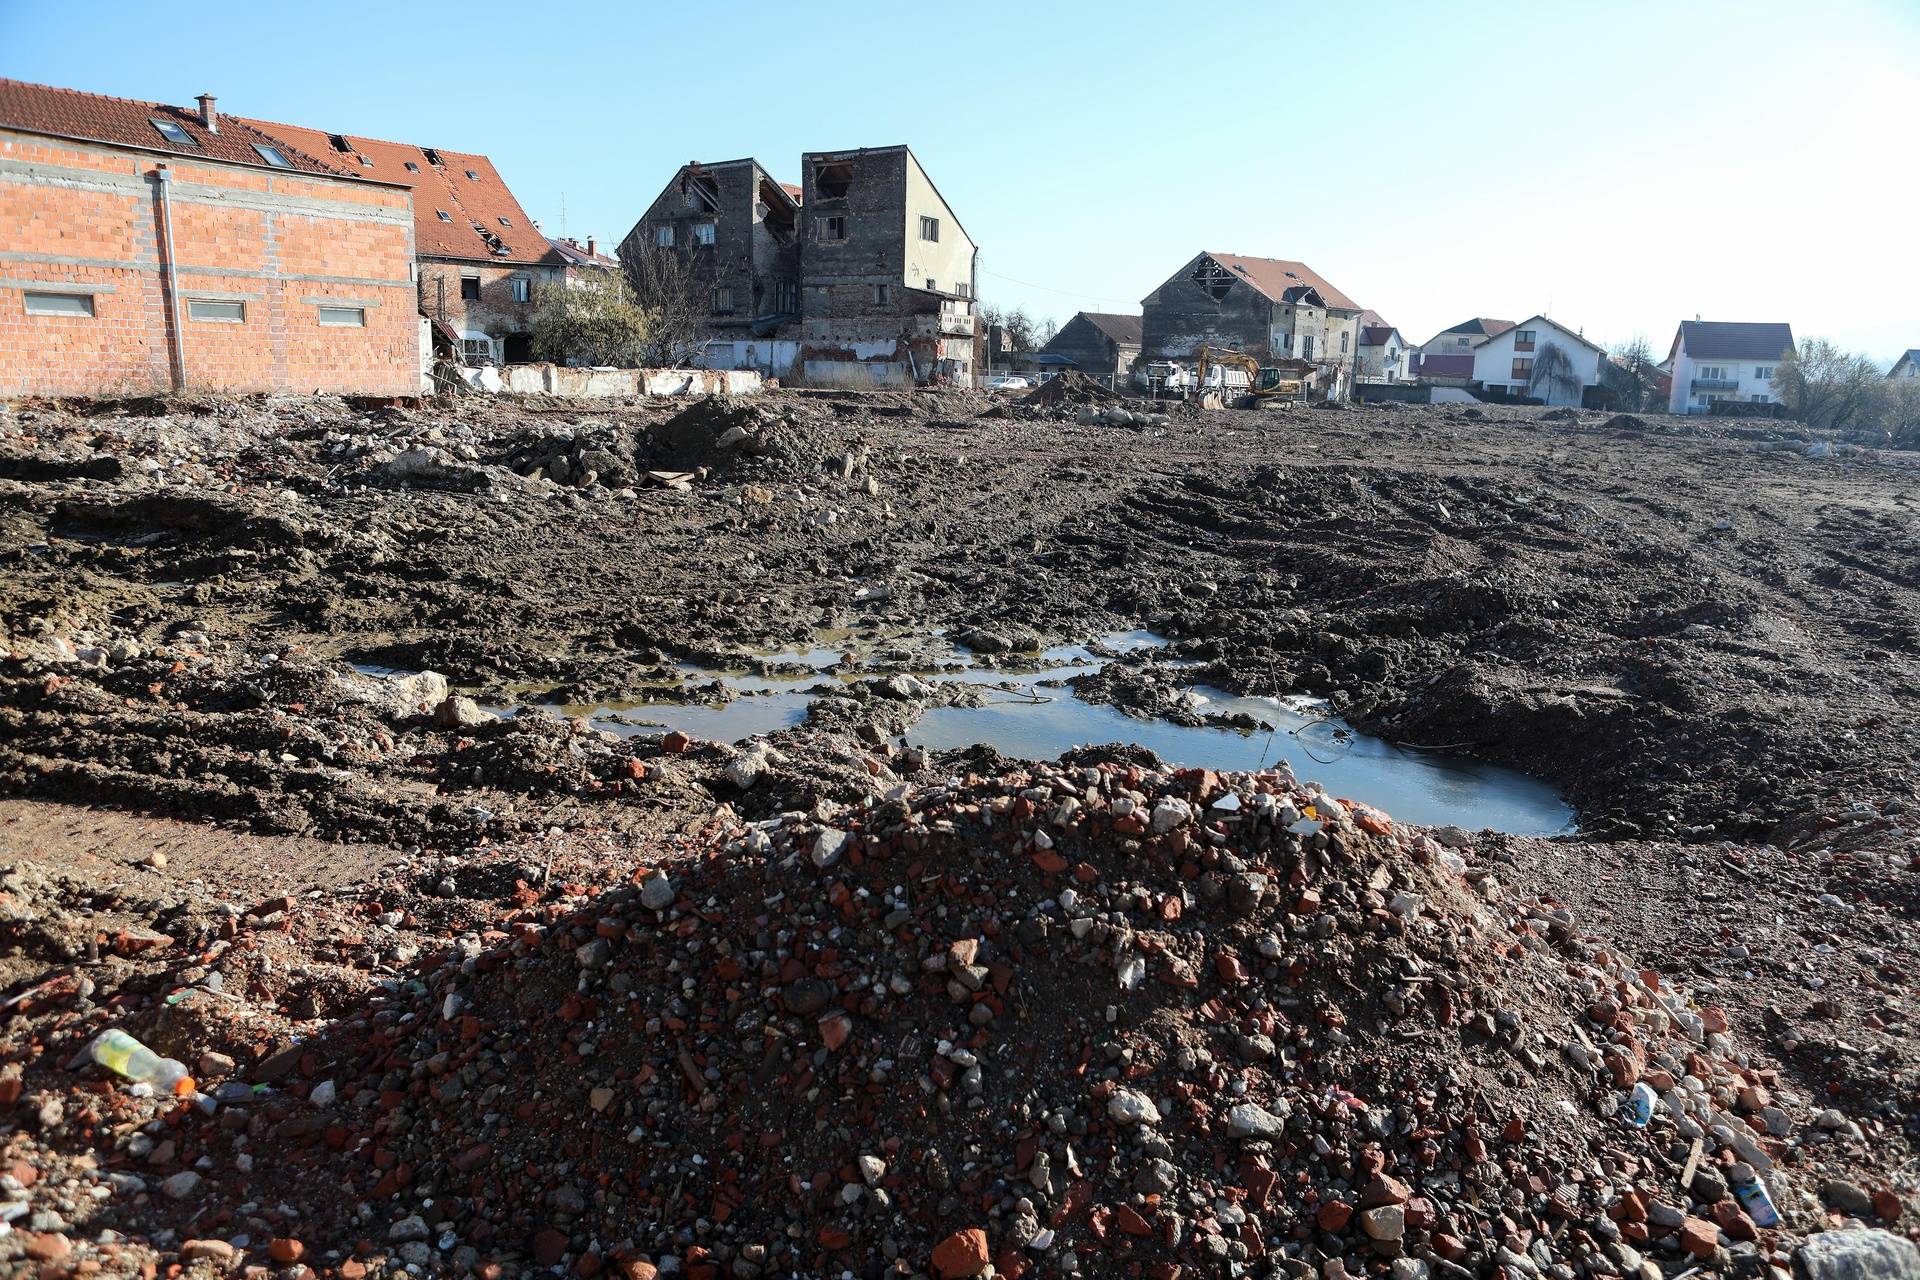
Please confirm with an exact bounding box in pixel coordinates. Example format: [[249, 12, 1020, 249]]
[[983, 374, 1034, 391]]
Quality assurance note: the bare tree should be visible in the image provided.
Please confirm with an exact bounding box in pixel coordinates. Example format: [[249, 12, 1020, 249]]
[[623, 243, 714, 367], [1772, 339, 1884, 430], [979, 304, 1050, 353], [1604, 334, 1660, 411], [1528, 341, 1583, 404]]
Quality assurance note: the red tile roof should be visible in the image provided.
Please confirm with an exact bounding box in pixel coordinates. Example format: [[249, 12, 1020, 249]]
[[1205, 253, 1360, 312], [779, 182, 803, 204], [0, 78, 347, 177], [242, 117, 556, 266], [546, 237, 619, 269]]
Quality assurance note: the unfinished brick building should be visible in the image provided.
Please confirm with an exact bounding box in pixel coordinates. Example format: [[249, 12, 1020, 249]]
[[622, 145, 977, 386], [0, 79, 420, 397], [243, 117, 563, 365]]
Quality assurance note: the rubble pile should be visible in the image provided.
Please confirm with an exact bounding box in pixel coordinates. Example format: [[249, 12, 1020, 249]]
[[1020, 373, 1126, 409], [7, 761, 1898, 1278]]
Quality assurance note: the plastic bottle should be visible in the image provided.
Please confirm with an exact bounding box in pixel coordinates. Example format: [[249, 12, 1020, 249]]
[[1729, 1163, 1781, 1228], [86, 1029, 194, 1095]]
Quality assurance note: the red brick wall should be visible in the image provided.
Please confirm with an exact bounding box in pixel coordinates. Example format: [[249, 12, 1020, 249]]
[[0, 129, 420, 397], [415, 260, 550, 351]]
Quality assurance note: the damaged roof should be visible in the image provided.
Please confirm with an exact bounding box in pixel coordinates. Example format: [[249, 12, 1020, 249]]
[[546, 237, 619, 269], [1670, 321, 1797, 361], [0, 78, 347, 177], [241, 116, 556, 266], [1077, 312, 1144, 345], [1203, 253, 1360, 312]]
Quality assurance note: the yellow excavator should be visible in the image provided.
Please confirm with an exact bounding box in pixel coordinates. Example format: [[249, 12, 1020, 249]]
[[1197, 344, 1305, 404]]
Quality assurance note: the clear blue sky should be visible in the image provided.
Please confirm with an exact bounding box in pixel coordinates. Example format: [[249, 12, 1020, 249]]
[[6, 0, 1917, 361]]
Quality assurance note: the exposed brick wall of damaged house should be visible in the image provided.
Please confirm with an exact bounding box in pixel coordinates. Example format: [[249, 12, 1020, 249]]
[[0, 127, 418, 398], [415, 261, 548, 362]]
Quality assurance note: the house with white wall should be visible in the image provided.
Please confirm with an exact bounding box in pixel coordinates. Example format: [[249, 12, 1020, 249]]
[[1665, 321, 1795, 414], [1889, 349, 1920, 380], [1357, 315, 1411, 382], [1469, 315, 1605, 405]]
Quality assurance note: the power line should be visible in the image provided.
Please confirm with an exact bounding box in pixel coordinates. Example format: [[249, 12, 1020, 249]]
[[977, 264, 1136, 309]]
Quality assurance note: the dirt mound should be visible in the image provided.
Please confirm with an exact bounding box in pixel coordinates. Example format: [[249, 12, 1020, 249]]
[[1602, 414, 1652, 432], [644, 396, 846, 479], [1022, 371, 1125, 408], [114, 760, 1846, 1278]]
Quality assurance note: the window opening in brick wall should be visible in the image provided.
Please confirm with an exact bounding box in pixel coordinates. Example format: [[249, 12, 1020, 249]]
[[654, 225, 674, 247], [820, 216, 847, 242], [461, 277, 482, 301], [1191, 259, 1233, 301], [814, 162, 853, 198], [317, 305, 366, 327], [683, 173, 720, 213], [252, 144, 293, 168], [188, 299, 245, 322], [694, 222, 716, 246], [511, 277, 530, 303], [871, 284, 892, 306], [24, 292, 95, 317], [711, 286, 735, 314]]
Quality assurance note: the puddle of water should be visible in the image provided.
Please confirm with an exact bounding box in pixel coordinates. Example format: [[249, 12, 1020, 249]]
[[588, 692, 815, 741], [905, 683, 1573, 835]]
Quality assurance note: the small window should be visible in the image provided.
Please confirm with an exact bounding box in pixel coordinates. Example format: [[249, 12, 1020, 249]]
[[694, 222, 716, 247], [317, 305, 366, 327], [499, 216, 512, 227], [405, 161, 421, 173], [926, 277, 936, 291], [711, 286, 735, 314], [654, 225, 674, 248], [1754, 365, 1773, 380], [1340, 330, 1349, 353], [24, 291, 95, 317], [511, 277, 530, 303], [1511, 357, 1533, 380], [820, 216, 847, 242], [465, 169, 480, 180], [460, 277, 482, 301], [188, 299, 245, 322], [871, 284, 892, 306], [955, 283, 970, 299], [252, 144, 293, 169], [436, 210, 453, 222], [149, 118, 198, 148], [920, 216, 940, 242]]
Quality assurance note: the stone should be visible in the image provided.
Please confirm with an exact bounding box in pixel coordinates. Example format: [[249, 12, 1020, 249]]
[[1108, 1089, 1161, 1127], [1317, 1200, 1353, 1232], [1225, 1101, 1290, 1139], [160, 1170, 201, 1199], [1677, 1217, 1720, 1257], [1361, 1205, 1406, 1242], [269, 1238, 305, 1264], [433, 694, 497, 729], [931, 1227, 991, 1278], [639, 873, 675, 912], [388, 1214, 429, 1242], [1794, 1229, 1920, 1280], [1363, 1173, 1412, 1208], [812, 828, 849, 868], [1822, 1180, 1876, 1217], [180, 1239, 237, 1265], [660, 730, 693, 753], [383, 669, 450, 716]]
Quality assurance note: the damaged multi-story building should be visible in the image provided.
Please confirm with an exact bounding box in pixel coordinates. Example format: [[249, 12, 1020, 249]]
[[1140, 252, 1364, 397], [621, 145, 977, 386]]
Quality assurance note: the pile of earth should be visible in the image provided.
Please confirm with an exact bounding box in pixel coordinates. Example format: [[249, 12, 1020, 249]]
[[1022, 373, 1126, 409], [42, 759, 1908, 1279]]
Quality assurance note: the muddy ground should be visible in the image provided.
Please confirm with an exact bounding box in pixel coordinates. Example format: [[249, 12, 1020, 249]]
[[0, 387, 1915, 1276]]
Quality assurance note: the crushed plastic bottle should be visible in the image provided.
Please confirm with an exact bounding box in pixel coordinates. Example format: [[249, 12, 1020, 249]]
[[1620, 1081, 1657, 1126], [1730, 1163, 1781, 1227], [85, 1029, 194, 1095]]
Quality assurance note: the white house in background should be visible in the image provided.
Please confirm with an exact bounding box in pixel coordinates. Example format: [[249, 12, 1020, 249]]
[[1356, 310, 1412, 382], [1889, 349, 1920, 380], [1469, 315, 1605, 405], [1666, 321, 1795, 414]]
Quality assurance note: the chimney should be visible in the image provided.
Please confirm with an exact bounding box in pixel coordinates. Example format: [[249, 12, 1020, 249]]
[[586, 237, 596, 259], [196, 94, 218, 133]]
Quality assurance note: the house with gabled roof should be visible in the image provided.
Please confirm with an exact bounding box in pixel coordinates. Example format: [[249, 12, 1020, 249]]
[[243, 115, 570, 365], [1355, 310, 1411, 382], [1665, 321, 1795, 414], [0, 78, 420, 396], [1887, 349, 1920, 381], [1469, 315, 1607, 405], [1140, 252, 1364, 395], [1037, 312, 1143, 388]]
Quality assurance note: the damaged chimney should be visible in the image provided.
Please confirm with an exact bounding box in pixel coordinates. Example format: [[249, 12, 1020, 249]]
[[196, 94, 218, 133]]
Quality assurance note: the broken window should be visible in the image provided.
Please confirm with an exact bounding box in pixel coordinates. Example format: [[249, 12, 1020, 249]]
[[711, 286, 735, 314], [694, 222, 716, 247], [252, 144, 293, 168], [461, 276, 482, 301], [422, 148, 443, 167], [820, 216, 847, 242], [326, 133, 353, 153], [511, 277, 530, 303], [149, 118, 198, 147], [1191, 259, 1233, 302], [654, 225, 674, 248], [920, 215, 940, 242], [814, 161, 853, 198], [682, 172, 720, 214], [871, 284, 892, 306], [461, 336, 493, 363]]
